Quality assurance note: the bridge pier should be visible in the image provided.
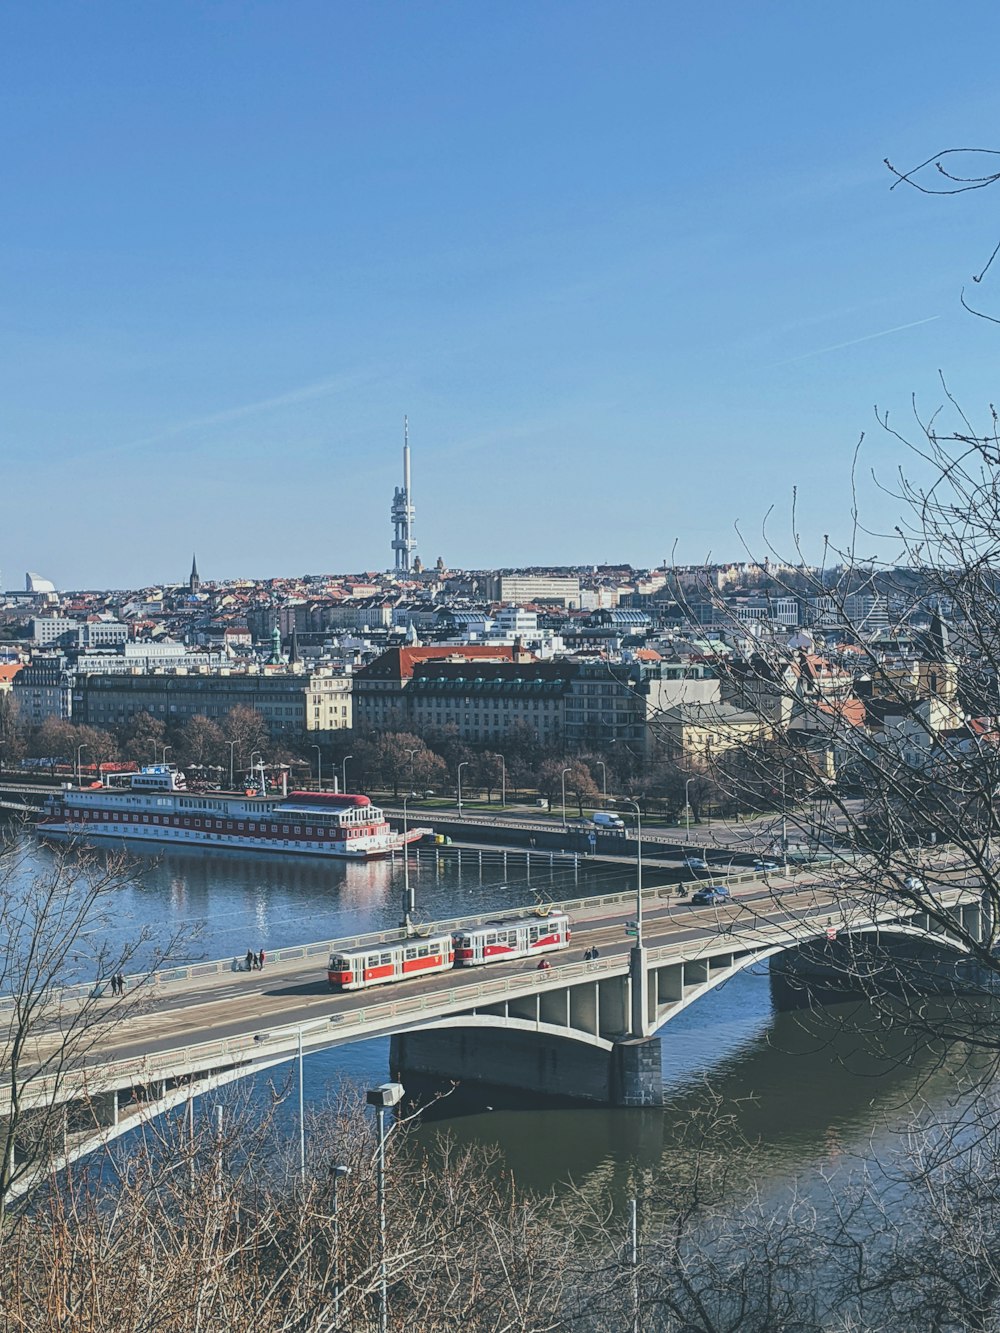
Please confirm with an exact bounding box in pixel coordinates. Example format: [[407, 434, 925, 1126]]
[[390, 1027, 663, 1107]]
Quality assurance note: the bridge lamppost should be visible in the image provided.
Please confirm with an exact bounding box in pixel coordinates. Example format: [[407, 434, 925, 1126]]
[[401, 793, 415, 935], [560, 766, 571, 830], [457, 761, 469, 818], [366, 1081, 404, 1333], [312, 744, 322, 790], [330, 1163, 351, 1326], [228, 741, 237, 789], [342, 754, 353, 794], [596, 760, 608, 804], [75, 743, 88, 788], [684, 777, 694, 843], [620, 797, 647, 1038], [498, 753, 507, 808]]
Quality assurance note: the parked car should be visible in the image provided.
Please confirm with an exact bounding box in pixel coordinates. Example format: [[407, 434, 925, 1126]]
[[683, 856, 708, 871], [753, 859, 781, 873], [690, 884, 731, 906]]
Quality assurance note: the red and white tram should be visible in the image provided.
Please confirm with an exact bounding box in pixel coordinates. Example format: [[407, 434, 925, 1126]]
[[452, 911, 571, 965], [327, 934, 454, 991]]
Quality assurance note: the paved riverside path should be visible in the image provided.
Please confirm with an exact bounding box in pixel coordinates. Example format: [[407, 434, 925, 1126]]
[[19, 864, 977, 1085]]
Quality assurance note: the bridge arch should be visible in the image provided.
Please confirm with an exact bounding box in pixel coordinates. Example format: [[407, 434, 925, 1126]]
[[646, 920, 973, 1035]]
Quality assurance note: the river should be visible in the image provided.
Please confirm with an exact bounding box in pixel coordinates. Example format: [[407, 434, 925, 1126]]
[[5, 826, 981, 1204]]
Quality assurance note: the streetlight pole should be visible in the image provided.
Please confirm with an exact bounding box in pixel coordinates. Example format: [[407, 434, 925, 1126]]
[[312, 744, 322, 791], [498, 753, 506, 808], [684, 777, 694, 843], [401, 793, 415, 934], [596, 760, 608, 803], [457, 760, 469, 818], [621, 797, 647, 1038], [228, 741, 237, 790], [331, 1163, 351, 1327], [76, 743, 88, 788], [561, 766, 571, 829], [298, 1027, 306, 1184], [404, 747, 418, 792], [366, 1082, 404, 1333], [780, 770, 788, 873], [342, 754, 353, 795]]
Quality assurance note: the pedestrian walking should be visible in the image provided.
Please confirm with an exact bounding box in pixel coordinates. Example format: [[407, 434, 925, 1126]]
[[258, 948, 266, 970], [116, 972, 126, 995], [591, 946, 600, 960], [583, 948, 593, 961], [107, 975, 117, 997], [245, 948, 254, 972]]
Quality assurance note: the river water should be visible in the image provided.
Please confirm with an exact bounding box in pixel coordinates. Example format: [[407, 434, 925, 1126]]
[[6, 828, 981, 1204]]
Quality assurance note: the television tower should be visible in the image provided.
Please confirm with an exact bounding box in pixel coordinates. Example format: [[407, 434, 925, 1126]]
[[390, 416, 417, 573]]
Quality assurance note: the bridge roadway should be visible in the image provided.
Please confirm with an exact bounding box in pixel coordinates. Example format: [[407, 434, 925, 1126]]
[[12, 868, 981, 1107]]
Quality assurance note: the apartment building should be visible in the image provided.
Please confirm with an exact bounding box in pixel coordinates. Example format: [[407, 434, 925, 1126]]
[[73, 669, 352, 737]]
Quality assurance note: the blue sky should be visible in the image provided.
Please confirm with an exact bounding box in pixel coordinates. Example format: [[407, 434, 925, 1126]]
[[3, 1, 1000, 588]]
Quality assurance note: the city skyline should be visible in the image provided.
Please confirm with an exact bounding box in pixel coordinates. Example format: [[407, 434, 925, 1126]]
[[3, 3, 999, 587]]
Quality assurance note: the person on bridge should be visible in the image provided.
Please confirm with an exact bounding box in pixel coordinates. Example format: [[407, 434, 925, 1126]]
[[258, 948, 266, 970], [245, 949, 254, 972], [537, 958, 551, 971]]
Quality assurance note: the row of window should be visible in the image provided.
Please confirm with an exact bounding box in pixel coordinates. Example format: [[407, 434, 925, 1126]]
[[70, 809, 374, 839]]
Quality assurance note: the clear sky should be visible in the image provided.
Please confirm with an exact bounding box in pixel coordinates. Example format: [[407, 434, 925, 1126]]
[[3, 1, 1000, 589]]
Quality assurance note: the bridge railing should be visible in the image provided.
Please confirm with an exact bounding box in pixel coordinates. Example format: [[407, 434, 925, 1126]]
[[0, 848, 884, 1016]]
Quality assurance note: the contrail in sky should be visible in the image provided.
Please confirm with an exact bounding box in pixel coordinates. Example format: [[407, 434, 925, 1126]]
[[771, 315, 941, 367], [80, 369, 376, 464]]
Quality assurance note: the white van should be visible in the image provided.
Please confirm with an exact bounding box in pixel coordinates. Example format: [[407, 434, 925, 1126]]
[[591, 811, 626, 830]]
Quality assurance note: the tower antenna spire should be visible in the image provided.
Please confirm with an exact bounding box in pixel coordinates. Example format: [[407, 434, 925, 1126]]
[[390, 416, 417, 573]]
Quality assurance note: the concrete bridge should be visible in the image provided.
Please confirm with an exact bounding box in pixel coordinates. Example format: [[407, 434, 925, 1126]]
[[1, 869, 985, 1201]]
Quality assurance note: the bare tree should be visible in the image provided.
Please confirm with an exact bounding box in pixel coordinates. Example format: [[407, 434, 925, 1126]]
[[0, 827, 178, 1229]]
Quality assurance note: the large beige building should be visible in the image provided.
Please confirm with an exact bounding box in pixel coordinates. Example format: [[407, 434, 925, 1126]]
[[73, 669, 352, 737], [483, 573, 582, 607]]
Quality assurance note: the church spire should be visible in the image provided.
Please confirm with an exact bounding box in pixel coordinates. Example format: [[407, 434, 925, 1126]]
[[189, 553, 200, 594]]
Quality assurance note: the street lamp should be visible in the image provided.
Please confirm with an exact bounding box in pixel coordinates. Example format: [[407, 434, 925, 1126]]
[[684, 777, 694, 843], [342, 754, 353, 794], [75, 743, 88, 788], [312, 744, 322, 790], [366, 1082, 405, 1333], [596, 760, 608, 803], [457, 760, 469, 818], [331, 1163, 351, 1327], [228, 740, 237, 789], [401, 792, 415, 934], [560, 766, 572, 829], [498, 753, 507, 808], [620, 797, 647, 1038], [404, 747, 418, 790]]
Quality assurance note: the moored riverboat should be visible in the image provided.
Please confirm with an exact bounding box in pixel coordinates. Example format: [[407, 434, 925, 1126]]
[[37, 764, 427, 860]]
